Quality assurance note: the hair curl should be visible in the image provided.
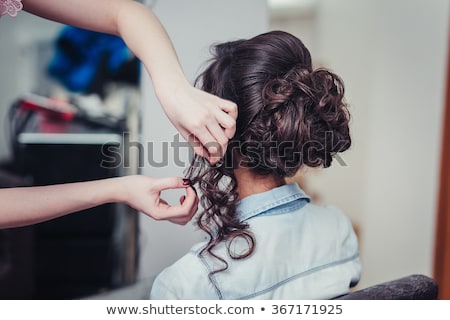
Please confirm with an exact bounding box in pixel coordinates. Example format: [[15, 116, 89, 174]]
[[186, 30, 351, 277]]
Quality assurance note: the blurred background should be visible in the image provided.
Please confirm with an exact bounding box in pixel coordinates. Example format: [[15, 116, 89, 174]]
[[0, 0, 449, 299]]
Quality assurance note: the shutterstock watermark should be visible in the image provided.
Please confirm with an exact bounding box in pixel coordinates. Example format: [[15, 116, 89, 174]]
[[99, 132, 349, 170]]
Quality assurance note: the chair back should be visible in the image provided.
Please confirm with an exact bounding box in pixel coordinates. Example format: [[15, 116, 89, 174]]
[[335, 274, 438, 300]]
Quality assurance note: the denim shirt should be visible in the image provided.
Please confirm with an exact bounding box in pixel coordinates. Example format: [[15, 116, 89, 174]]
[[150, 183, 361, 300]]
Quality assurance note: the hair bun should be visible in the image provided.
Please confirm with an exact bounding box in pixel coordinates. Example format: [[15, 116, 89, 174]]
[[309, 68, 349, 127], [257, 66, 350, 171], [262, 66, 313, 112]]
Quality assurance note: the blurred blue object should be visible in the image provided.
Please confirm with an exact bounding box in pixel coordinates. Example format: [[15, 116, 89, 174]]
[[48, 26, 138, 93]]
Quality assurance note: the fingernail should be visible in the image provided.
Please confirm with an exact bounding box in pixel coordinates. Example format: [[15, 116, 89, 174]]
[[182, 178, 192, 186]]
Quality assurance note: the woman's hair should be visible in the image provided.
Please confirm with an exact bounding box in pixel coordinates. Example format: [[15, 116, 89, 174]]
[[186, 30, 351, 276]]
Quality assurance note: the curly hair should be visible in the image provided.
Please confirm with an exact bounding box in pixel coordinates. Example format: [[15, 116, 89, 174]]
[[185, 30, 351, 277]]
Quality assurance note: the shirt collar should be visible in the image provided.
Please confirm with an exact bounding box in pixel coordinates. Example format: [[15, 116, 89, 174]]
[[235, 183, 310, 222]]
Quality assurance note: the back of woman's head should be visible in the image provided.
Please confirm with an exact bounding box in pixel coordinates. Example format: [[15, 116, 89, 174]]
[[186, 30, 351, 275], [200, 30, 350, 173]]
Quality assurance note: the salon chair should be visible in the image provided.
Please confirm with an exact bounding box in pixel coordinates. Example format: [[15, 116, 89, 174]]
[[335, 274, 438, 300], [85, 274, 438, 300]]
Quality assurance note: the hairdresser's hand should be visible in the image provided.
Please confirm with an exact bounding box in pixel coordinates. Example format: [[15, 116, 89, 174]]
[[118, 175, 198, 225], [159, 81, 238, 164]]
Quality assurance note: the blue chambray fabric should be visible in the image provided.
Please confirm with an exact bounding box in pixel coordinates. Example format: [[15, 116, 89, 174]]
[[150, 183, 361, 300]]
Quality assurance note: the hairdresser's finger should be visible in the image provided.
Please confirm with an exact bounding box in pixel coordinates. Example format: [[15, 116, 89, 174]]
[[206, 123, 227, 162], [155, 185, 197, 213], [172, 188, 199, 225], [207, 122, 229, 147], [195, 127, 219, 155], [155, 210, 191, 225], [175, 127, 208, 160], [217, 100, 238, 139], [160, 188, 198, 225], [153, 201, 191, 223], [215, 111, 236, 139], [219, 99, 238, 121], [183, 185, 198, 205], [194, 128, 225, 164], [150, 176, 188, 192], [181, 185, 198, 205], [186, 132, 211, 160]]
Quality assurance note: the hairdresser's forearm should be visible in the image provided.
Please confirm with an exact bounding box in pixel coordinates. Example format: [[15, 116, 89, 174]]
[[22, 0, 121, 33], [115, 0, 189, 100], [0, 178, 124, 229]]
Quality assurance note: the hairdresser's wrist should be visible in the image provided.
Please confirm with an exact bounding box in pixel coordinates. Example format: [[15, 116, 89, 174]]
[[110, 176, 133, 205], [154, 73, 191, 111]]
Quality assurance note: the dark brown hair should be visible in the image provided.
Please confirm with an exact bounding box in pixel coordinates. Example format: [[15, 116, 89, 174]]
[[186, 30, 351, 276]]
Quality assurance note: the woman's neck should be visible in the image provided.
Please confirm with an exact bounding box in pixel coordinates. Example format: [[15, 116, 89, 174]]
[[234, 168, 285, 200]]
